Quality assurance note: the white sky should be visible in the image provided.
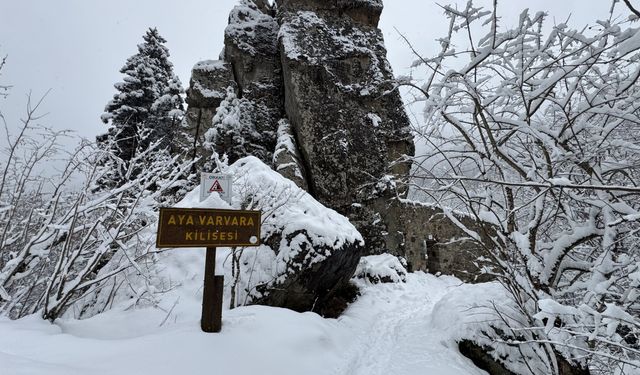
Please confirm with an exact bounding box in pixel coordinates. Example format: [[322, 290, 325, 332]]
[[0, 0, 617, 143]]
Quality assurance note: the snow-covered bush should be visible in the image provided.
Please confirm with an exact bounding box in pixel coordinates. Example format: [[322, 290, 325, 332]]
[[353, 254, 407, 284], [410, 2, 640, 373], [0, 101, 194, 320]]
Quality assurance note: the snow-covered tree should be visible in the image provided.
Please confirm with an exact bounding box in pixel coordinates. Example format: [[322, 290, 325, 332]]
[[144, 75, 184, 153], [204, 87, 266, 165], [409, 2, 640, 373], [99, 28, 184, 185], [0, 89, 195, 321], [0, 132, 195, 321]]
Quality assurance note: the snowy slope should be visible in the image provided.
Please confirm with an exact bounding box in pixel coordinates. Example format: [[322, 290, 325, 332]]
[[0, 273, 491, 375]]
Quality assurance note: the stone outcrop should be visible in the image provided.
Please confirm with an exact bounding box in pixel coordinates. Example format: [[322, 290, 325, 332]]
[[223, 1, 284, 162], [181, 0, 491, 309], [276, 0, 415, 259], [182, 0, 417, 259], [371, 199, 495, 282], [278, 6, 414, 209], [227, 157, 364, 318]]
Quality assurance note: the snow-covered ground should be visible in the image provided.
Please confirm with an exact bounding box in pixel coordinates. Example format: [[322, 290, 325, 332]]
[[0, 271, 493, 375]]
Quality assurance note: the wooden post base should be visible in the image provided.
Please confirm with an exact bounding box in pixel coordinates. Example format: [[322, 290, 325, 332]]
[[201, 247, 223, 333]]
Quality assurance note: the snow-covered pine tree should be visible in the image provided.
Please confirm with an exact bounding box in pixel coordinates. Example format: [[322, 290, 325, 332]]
[[144, 75, 184, 154], [98, 28, 184, 186], [204, 87, 267, 166]]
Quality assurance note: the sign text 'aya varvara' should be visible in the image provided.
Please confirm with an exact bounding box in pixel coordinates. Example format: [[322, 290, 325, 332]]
[[156, 207, 261, 248]]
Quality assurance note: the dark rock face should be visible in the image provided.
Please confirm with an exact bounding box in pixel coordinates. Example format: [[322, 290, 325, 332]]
[[278, 9, 414, 209], [277, 4, 415, 258], [223, 1, 283, 163], [372, 199, 495, 282], [255, 230, 363, 317]]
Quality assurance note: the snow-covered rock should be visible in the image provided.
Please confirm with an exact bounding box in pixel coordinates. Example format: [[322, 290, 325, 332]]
[[178, 156, 364, 317], [353, 254, 407, 284], [278, 6, 414, 210], [276, 0, 384, 26], [222, 0, 283, 164], [272, 119, 308, 190], [185, 0, 415, 259]]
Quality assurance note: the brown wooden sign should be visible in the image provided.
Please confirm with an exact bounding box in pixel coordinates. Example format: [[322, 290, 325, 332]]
[[156, 207, 261, 248]]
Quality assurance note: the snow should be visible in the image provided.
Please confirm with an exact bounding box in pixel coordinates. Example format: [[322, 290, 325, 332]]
[[225, 0, 279, 56], [366, 113, 382, 128], [273, 119, 298, 159], [0, 273, 490, 375], [278, 10, 389, 94], [273, 119, 306, 180], [616, 27, 640, 57], [192, 80, 225, 99], [354, 254, 407, 283], [178, 156, 362, 251], [192, 59, 226, 72]]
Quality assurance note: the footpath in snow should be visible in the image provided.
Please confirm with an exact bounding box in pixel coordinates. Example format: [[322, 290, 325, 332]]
[[0, 272, 492, 375]]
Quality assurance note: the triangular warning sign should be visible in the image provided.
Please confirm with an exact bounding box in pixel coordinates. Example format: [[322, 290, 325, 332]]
[[209, 179, 224, 193]]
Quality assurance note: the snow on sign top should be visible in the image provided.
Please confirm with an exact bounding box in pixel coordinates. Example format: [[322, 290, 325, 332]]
[[200, 173, 232, 204]]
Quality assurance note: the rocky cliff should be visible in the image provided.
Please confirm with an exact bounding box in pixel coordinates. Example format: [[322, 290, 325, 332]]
[[183, 0, 414, 245], [181, 0, 491, 312]]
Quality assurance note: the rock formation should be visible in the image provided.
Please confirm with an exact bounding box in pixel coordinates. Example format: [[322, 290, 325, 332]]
[[181, 60, 236, 167], [180, 0, 491, 313], [224, 156, 364, 318]]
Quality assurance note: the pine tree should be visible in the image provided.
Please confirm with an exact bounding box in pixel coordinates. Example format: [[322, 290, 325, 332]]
[[99, 28, 184, 180], [144, 75, 184, 153], [204, 87, 267, 166]]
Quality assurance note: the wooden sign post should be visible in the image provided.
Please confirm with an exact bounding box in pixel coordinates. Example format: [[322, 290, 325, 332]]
[[202, 247, 224, 332], [156, 207, 261, 333]]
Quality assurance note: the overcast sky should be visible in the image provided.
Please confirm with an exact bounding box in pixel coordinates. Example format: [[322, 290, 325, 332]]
[[0, 0, 616, 144]]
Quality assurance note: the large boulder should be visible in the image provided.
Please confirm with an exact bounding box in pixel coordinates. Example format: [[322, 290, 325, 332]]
[[184, 156, 364, 317]]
